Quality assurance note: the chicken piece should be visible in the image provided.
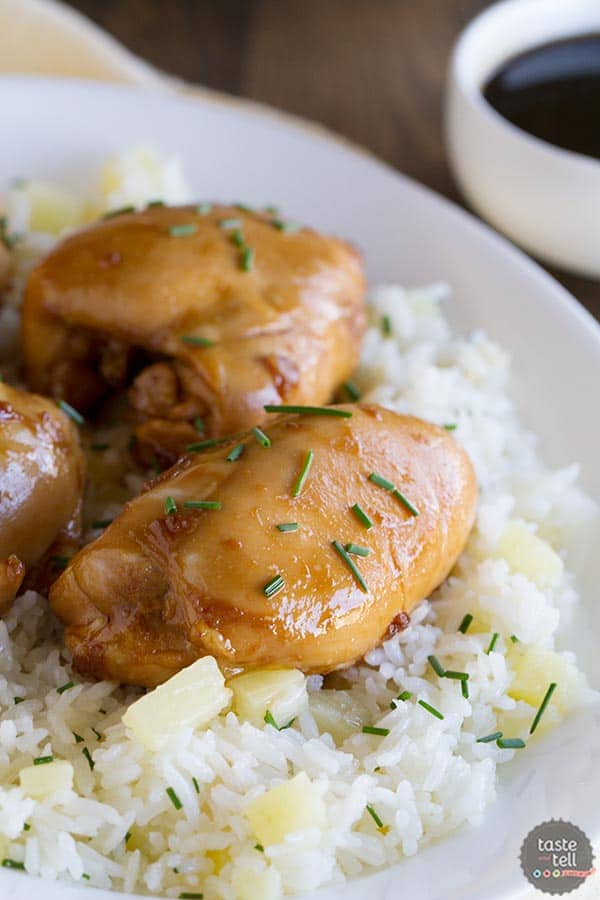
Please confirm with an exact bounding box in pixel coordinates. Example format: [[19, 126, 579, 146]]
[[50, 404, 477, 686], [0, 240, 10, 289], [0, 382, 85, 610], [21, 205, 366, 462]]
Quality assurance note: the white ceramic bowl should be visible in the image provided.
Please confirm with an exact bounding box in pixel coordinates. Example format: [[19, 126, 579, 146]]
[[446, 0, 600, 278]]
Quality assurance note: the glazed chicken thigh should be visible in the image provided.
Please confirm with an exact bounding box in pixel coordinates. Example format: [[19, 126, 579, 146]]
[[0, 382, 85, 612], [50, 405, 477, 686], [21, 205, 365, 464]]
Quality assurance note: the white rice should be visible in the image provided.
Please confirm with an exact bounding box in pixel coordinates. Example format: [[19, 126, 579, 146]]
[[0, 150, 597, 899]]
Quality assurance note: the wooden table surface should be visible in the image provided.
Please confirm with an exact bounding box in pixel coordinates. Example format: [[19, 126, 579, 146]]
[[69, 0, 600, 320]]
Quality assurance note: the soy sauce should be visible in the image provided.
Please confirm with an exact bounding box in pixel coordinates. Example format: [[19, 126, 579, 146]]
[[483, 34, 600, 159]]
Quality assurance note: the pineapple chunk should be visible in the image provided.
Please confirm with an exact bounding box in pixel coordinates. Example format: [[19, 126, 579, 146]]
[[232, 865, 281, 900], [508, 646, 585, 726], [20, 182, 83, 235], [498, 520, 563, 588], [19, 760, 73, 797], [309, 689, 370, 743], [122, 656, 231, 751], [228, 668, 307, 728], [206, 848, 230, 874], [245, 772, 326, 846]]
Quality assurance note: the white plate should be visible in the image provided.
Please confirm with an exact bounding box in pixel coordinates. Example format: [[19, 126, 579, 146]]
[[1, 76, 599, 900]]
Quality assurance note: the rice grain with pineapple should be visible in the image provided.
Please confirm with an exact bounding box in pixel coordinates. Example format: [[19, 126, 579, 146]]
[[0, 150, 596, 899]]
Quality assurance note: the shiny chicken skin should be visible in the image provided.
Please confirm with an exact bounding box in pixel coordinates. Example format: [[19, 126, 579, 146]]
[[21, 205, 366, 462], [50, 405, 477, 686], [0, 382, 85, 612]]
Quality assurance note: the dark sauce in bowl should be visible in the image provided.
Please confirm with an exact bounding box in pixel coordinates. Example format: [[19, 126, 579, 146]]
[[483, 34, 600, 160]]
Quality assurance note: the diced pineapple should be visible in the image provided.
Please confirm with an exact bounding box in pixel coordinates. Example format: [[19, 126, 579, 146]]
[[232, 865, 282, 900], [206, 848, 230, 874], [19, 760, 74, 797], [508, 646, 585, 727], [122, 656, 231, 751], [498, 519, 563, 588], [228, 668, 307, 728], [309, 689, 370, 743], [245, 772, 326, 846], [20, 182, 83, 235]]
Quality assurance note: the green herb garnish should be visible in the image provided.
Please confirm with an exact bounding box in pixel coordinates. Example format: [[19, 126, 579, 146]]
[[56, 681, 74, 695], [255, 843, 264, 852], [180, 335, 213, 347], [443, 423, 457, 431], [496, 737, 526, 749], [345, 543, 370, 557], [342, 380, 361, 401], [13, 697, 24, 704], [193, 416, 206, 434], [350, 503, 373, 529], [252, 426, 271, 448], [417, 700, 444, 720], [292, 449, 314, 498], [147, 199, 165, 208], [240, 246, 254, 271], [166, 787, 183, 810], [529, 682, 557, 735], [486, 632, 500, 655], [73, 733, 84, 743], [362, 726, 390, 737], [23, 823, 30, 832], [196, 203, 212, 215], [276, 522, 299, 532], [103, 205, 135, 219], [458, 613, 473, 634], [510, 634, 519, 643], [381, 314, 392, 336], [33, 755, 54, 766], [58, 400, 84, 426], [82, 874, 91, 880], [332, 540, 368, 593], [187, 439, 221, 452], [164, 496, 177, 516], [272, 219, 300, 233], [218, 217, 241, 229], [264, 709, 295, 730], [82, 747, 95, 770], [230, 228, 245, 248], [182, 500, 221, 510], [263, 574, 285, 599], [226, 443, 245, 462], [461, 679, 469, 699], [169, 223, 198, 237], [179, 893, 203, 899], [192, 776, 200, 794], [366, 804, 384, 829], [1, 859, 25, 870], [476, 731, 503, 743], [444, 670, 469, 681], [91, 727, 102, 741], [264, 405, 352, 418], [368, 472, 419, 516], [427, 655, 445, 677]]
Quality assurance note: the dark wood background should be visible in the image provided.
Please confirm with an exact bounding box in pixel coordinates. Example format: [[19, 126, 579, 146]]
[[67, 0, 599, 320]]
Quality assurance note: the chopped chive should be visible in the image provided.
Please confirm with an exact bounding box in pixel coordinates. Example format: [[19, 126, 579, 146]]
[[218, 217, 242, 229], [255, 843, 264, 852], [226, 443, 245, 462], [73, 733, 84, 743], [230, 228, 245, 248], [180, 335, 213, 347], [264, 405, 353, 418], [33, 755, 53, 766], [50, 555, 70, 570], [240, 246, 254, 271], [182, 500, 222, 510], [362, 726, 390, 737], [461, 679, 469, 699], [276, 522, 298, 532], [92, 519, 112, 529], [458, 613, 473, 634], [82, 747, 95, 770], [234, 203, 252, 213], [147, 199, 164, 208], [14, 697, 24, 704], [103, 205, 135, 219], [496, 737, 526, 749], [350, 503, 373, 529], [192, 776, 200, 794], [125, 831, 131, 842], [332, 540, 368, 593], [392, 488, 420, 517], [486, 632, 500, 655], [418, 699, 444, 720], [272, 219, 300, 233], [164, 496, 177, 516], [23, 823, 30, 832], [529, 682, 557, 735], [444, 670, 469, 681], [193, 416, 206, 434], [169, 223, 198, 237], [345, 543, 370, 557], [179, 894, 203, 899], [398, 691, 412, 701], [342, 380, 361, 401], [365, 804, 384, 829], [82, 873, 91, 880], [196, 203, 212, 215], [264, 205, 279, 214], [510, 634, 519, 643], [2, 859, 25, 870], [91, 727, 102, 741], [292, 449, 314, 498], [252, 426, 271, 448], [90, 442, 109, 451], [264, 709, 295, 730], [381, 314, 392, 336], [166, 787, 182, 810], [58, 400, 84, 426], [263, 575, 285, 599], [443, 423, 457, 431], [187, 439, 221, 452], [56, 681, 74, 694], [476, 731, 503, 744], [427, 655, 446, 677]]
